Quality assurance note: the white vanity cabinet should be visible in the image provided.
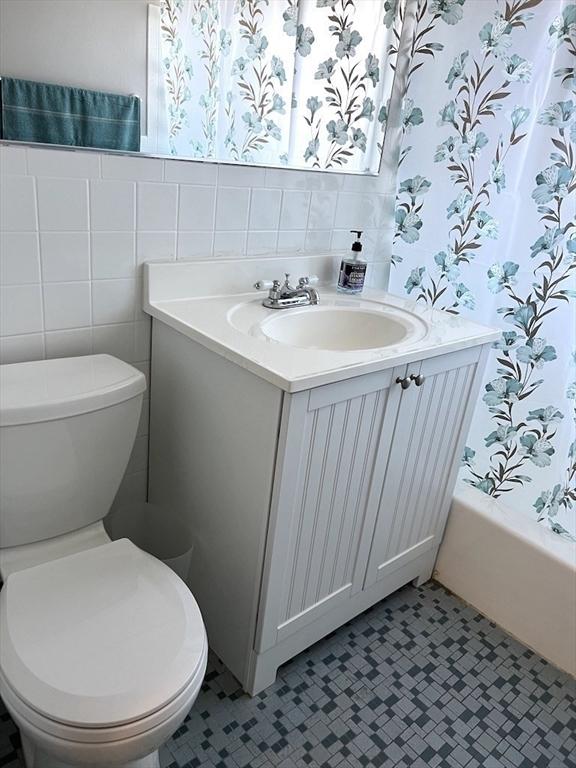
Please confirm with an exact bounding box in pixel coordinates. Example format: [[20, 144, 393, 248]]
[[251, 345, 485, 693], [148, 319, 489, 696]]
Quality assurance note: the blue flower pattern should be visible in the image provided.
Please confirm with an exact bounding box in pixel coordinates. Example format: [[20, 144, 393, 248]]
[[389, 0, 576, 539], [161, 0, 393, 171]]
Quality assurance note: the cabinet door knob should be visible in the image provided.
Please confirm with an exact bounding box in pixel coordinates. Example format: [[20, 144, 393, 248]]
[[396, 376, 411, 389], [410, 373, 425, 386]]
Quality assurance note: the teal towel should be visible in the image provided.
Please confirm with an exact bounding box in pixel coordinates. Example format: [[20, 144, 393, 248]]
[[0, 77, 140, 152]]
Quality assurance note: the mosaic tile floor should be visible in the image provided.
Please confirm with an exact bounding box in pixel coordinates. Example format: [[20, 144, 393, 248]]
[[0, 583, 574, 768]]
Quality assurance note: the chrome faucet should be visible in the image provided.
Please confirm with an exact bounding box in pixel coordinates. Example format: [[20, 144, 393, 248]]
[[254, 274, 320, 310]]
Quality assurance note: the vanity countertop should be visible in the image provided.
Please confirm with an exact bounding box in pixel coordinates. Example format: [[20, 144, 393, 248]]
[[144, 257, 499, 392]]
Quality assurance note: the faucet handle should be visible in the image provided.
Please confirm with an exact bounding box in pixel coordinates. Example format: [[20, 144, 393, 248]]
[[298, 275, 319, 287], [254, 279, 281, 291]]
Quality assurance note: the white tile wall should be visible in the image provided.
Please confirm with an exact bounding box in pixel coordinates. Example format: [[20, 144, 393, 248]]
[[280, 190, 311, 230], [90, 180, 135, 231], [177, 231, 214, 260], [0, 143, 396, 509], [136, 231, 176, 264], [0, 146, 27, 175], [45, 327, 94, 359], [249, 188, 282, 231], [1, 175, 37, 231], [43, 281, 91, 330], [0, 331, 44, 363], [100, 154, 163, 182], [1, 284, 43, 335], [92, 279, 137, 325], [28, 147, 100, 178], [178, 185, 216, 231], [247, 230, 278, 256], [40, 232, 90, 282], [137, 183, 178, 231], [215, 187, 250, 231], [213, 230, 247, 257], [37, 178, 89, 231], [91, 232, 135, 278], [308, 191, 338, 230], [0, 232, 40, 283], [164, 159, 217, 185]]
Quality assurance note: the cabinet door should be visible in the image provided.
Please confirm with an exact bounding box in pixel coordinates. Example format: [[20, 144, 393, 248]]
[[364, 347, 483, 589], [256, 368, 401, 652]]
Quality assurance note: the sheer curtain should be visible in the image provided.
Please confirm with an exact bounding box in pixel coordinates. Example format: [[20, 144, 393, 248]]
[[158, 0, 400, 172]]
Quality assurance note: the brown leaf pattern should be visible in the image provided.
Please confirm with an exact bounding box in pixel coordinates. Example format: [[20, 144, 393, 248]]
[[391, 0, 576, 538]]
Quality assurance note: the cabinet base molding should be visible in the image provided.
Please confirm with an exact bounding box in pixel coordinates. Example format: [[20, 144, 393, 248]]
[[245, 548, 436, 696]]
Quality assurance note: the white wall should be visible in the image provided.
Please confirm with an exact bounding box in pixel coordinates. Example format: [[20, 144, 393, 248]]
[[0, 0, 153, 128], [0, 144, 395, 507]]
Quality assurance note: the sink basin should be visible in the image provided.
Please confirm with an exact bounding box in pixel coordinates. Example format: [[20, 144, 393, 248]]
[[258, 306, 415, 351]]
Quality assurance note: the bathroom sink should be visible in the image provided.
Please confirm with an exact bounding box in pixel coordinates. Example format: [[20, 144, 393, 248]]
[[144, 256, 499, 391], [226, 294, 430, 355], [258, 307, 413, 351]]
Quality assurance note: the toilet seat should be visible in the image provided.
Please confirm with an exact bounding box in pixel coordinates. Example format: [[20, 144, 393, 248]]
[[0, 645, 206, 744], [0, 539, 207, 732]]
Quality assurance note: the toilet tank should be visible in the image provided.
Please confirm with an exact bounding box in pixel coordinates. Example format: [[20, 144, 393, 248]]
[[0, 355, 146, 548]]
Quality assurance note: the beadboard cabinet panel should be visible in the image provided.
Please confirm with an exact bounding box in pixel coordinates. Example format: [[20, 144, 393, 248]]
[[256, 369, 395, 652], [364, 347, 483, 588]]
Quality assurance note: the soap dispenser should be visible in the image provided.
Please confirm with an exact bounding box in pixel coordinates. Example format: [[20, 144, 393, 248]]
[[337, 230, 367, 294]]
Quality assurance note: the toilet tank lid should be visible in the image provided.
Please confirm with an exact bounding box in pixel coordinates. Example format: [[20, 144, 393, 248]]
[[0, 355, 146, 427]]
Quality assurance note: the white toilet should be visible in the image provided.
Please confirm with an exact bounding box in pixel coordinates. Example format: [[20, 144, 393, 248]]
[[0, 354, 208, 768]]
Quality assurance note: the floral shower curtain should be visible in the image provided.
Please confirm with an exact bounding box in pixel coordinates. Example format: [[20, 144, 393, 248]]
[[389, 0, 576, 538], [158, 0, 401, 172]]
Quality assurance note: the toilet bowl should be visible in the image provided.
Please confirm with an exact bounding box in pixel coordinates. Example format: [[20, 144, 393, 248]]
[[0, 355, 208, 768]]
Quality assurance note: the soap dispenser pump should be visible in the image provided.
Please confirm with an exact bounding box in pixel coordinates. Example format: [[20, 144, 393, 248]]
[[337, 230, 367, 294]]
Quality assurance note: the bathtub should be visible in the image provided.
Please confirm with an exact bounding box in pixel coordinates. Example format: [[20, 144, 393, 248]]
[[435, 482, 576, 677]]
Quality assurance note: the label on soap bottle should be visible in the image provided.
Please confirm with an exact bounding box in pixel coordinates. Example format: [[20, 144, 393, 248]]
[[338, 260, 367, 293]]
